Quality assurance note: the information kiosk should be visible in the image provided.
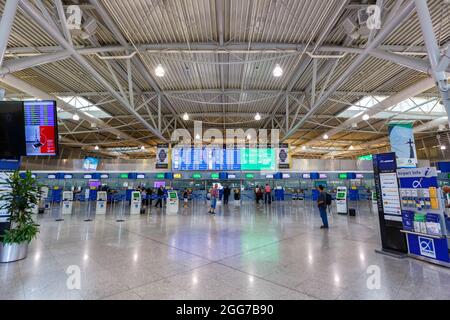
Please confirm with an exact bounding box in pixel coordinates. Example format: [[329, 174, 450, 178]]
[[96, 191, 107, 215], [398, 167, 450, 267], [62, 191, 73, 215], [167, 191, 179, 215], [130, 191, 141, 215], [336, 186, 348, 215]]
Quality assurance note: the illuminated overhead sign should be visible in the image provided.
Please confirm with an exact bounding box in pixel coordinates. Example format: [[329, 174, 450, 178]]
[[358, 154, 373, 160]]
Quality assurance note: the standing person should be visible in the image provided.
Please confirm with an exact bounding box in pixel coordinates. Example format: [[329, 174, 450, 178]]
[[264, 183, 272, 204], [317, 185, 329, 229], [223, 185, 230, 205], [254, 186, 260, 204], [155, 186, 164, 208], [209, 184, 219, 214], [183, 189, 189, 208], [140, 188, 147, 214], [146, 187, 153, 206]]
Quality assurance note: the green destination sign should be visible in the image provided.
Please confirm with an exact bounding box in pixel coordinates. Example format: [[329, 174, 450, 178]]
[[155, 173, 165, 179], [211, 173, 219, 179], [119, 173, 129, 179], [192, 173, 202, 179], [339, 173, 348, 179], [245, 173, 254, 179], [358, 154, 373, 160]]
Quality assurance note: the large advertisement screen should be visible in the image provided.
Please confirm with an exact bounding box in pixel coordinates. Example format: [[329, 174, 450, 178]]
[[0, 102, 26, 159], [24, 101, 58, 156], [171, 146, 276, 171], [83, 157, 99, 171]]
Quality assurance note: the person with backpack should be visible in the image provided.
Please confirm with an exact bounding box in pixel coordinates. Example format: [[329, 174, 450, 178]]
[[209, 184, 219, 215], [154, 186, 164, 208], [317, 185, 329, 229]]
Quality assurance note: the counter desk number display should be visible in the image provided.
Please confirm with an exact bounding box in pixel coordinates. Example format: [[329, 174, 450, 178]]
[[167, 191, 179, 215], [336, 187, 348, 215]]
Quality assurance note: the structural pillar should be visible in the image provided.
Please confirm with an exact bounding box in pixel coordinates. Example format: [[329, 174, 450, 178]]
[[0, 0, 20, 66]]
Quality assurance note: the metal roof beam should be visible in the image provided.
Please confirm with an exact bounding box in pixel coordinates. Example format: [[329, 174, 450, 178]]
[[88, 0, 186, 133], [6, 90, 441, 99], [4, 43, 431, 56], [0, 50, 71, 76], [283, 0, 416, 141], [0, 73, 149, 148], [0, 0, 20, 66], [19, 0, 167, 142], [414, 0, 450, 127]]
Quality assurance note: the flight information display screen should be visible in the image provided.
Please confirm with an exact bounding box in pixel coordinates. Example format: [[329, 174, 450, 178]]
[[172, 146, 276, 171], [24, 101, 58, 156]]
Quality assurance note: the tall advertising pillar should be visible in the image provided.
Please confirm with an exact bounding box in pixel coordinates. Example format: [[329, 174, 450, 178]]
[[373, 152, 407, 256]]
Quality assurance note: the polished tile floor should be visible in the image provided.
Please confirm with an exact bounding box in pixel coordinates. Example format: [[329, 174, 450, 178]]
[[2, 199, 450, 300]]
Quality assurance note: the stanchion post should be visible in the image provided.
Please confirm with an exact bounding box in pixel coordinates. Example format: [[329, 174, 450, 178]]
[[55, 201, 64, 221], [116, 197, 125, 222], [84, 199, 93, 222]]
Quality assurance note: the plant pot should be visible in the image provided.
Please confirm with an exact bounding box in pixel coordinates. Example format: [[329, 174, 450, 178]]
[[0, 241, 29, 263]]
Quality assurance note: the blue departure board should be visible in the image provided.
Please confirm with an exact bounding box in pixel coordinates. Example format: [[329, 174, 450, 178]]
[[172, 147, 275, 171]]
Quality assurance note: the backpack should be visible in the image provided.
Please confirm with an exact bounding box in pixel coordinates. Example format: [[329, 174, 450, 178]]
[[326, 193, 332, 205]]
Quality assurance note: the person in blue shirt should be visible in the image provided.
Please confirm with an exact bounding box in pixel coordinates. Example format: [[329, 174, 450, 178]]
[[317, 185, 329, 229]]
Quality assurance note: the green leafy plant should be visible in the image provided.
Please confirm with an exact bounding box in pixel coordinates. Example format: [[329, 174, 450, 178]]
[[0, 171, 40, 244]]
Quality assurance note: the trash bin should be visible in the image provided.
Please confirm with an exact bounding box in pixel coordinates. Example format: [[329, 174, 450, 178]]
[[349, 208, 356, 216]]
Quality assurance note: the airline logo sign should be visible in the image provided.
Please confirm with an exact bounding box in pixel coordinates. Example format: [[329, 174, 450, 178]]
[[419, 237, 436, 259]]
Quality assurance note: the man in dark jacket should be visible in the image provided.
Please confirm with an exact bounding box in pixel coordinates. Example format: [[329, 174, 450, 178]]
[[223, 186, 231, 205], [155, 186, 164, 208]]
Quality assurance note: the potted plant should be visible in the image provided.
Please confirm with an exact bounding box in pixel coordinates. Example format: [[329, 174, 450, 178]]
[[0, 171, 40, 263]]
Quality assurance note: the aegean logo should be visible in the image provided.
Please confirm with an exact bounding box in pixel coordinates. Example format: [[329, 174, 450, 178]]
[[419, 237, 436, 259]]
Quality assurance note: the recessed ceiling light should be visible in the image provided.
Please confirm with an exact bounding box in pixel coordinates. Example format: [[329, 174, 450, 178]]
[[362, 114, 370, 121], [349, 145, 354, 150], [141, 146, 145, 150], [273, 64, 283, 77], [195, 134, 201, 140], [183, 113, 189, 121], [94, 145, 99, 150], [323, 134, 329, 140], [247, 134, 252, 140], [254, 113, 261, 121], [441, 145, 447, 150], [155, 64, 165, 77], [302, 146, 306, 150], [72, 114, 80, 121]]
